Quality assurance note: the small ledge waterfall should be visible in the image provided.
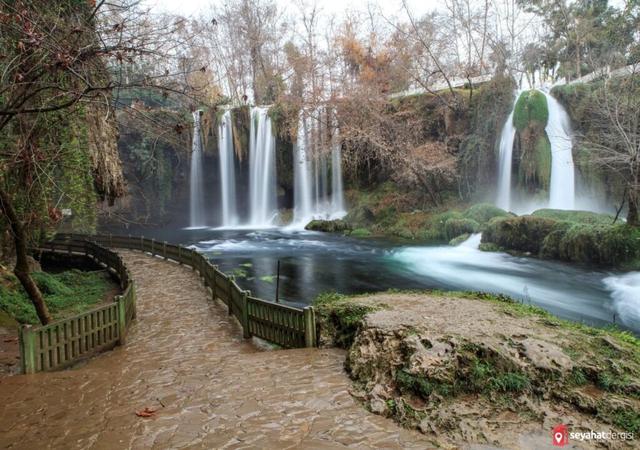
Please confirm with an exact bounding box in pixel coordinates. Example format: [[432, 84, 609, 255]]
[[248, 107, 278, 226], [218, 110, 238, 227], [495, 90, 576, 212], [189, 111, 206, 228], [293, 109, 346, 226]]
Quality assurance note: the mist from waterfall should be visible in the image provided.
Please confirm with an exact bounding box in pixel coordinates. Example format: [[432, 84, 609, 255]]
[[189, 111, 206, 228], [218, 110, 238, 227], [293, 108, 346, 226], [495, 90, 576, 212], [248, 107, 278, 227]]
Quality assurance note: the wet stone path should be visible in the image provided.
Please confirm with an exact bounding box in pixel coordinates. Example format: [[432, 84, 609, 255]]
[[0, 251, 431, 449]]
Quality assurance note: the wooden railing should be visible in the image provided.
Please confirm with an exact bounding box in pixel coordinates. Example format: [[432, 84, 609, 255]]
[[20, 240, 136, 373], [55, 233, 318, 350]]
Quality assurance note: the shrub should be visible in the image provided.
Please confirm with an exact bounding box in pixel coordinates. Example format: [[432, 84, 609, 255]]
[[513, 90, 549, 130], [444, 218, 479, 240], [482, 215, 556, 253], [463, 203, 510, 225]]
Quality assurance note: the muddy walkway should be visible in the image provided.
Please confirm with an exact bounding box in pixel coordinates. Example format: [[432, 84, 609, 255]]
[[0, 251, 430, 449]]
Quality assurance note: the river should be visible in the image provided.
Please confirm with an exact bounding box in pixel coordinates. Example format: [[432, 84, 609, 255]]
[[117, 227, 640, 334]]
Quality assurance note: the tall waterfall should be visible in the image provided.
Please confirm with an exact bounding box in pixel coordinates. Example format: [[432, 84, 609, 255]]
[[544, 92, 575, 210], [496, 110, 516, 210], [218, 110, 238, 226], [495, 90, 576, 211], [189, 111, 206, 228], [248, 107, 278, 226], [293, 109, 346, 225]]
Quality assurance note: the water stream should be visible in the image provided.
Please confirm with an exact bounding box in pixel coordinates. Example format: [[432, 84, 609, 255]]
[[218, 110, 238, 227], [248, 107, 278, 227]]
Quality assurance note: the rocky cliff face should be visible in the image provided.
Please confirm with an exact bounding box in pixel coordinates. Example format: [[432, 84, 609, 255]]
[[316, 292, 640, 448]]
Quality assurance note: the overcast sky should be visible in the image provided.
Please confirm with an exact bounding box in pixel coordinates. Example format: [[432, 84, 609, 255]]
[[144, 0, 435, 20]]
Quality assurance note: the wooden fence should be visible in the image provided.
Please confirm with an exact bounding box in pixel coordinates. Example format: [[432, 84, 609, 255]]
[[20, 240, 136, 373], [54, 233, 318, 350]]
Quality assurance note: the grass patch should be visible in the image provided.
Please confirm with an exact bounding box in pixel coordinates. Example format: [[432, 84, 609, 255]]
[[350, 228, 372, 238], [0, 269, 116, 324]]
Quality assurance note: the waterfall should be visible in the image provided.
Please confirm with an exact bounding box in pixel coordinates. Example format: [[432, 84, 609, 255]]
[[495, 110, 516, 210], [189, 111, 206, 228], [495, 90, 576, 211], [330, 130, 345, 214], [294, 113, 313, 223], [218, 110, 238, 226], [248, 107, 278, 226], [293, 108, 346, 226], [544, 92, 575, 210]]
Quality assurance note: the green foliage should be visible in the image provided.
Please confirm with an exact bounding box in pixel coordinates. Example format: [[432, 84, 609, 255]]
[[513, 90, 549, 131], [350, 228, 372, 237], [532, 209, 614, 225], [313, 292, 381, 348], [463, 203, 510, 225], [449, 233, 471, 246], [444, 218, 479, 240], [305, 219, 351, 233], [0, 270, 114, 324], [607, 408, 640, 433], [482, 215, 557, 254]]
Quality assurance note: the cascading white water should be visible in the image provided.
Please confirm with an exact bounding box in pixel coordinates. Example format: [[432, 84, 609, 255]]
[[496, 110, 516, 210], [330, 129, 345, 215], [218, 110, 238, 226], [544, 92, 575, 210], [248, 107, 278, 226], [294, 113, 313, 223], [189, 111, 206, 228], [495, 90, 576, 211], [293, 108, 346, 226]]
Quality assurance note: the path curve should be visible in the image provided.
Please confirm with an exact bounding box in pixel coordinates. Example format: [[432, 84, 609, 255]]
[[0, 251, 431, 449]]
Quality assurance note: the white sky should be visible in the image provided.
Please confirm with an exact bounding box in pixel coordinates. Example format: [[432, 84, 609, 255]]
[[144, 0, 435, 20]]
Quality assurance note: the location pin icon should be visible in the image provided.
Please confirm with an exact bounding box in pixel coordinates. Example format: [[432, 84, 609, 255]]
[[555, 432, 563, 444]]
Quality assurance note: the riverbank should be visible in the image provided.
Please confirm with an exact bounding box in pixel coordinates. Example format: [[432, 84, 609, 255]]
[[315, 291, 640, 448]]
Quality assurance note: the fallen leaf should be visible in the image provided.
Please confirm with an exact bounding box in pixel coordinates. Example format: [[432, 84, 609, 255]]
[[135, 407, 157, 418]]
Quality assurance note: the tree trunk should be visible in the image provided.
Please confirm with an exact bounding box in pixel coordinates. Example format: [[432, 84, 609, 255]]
[[627, 189, 639, 227], [0, 184, 52, 325]]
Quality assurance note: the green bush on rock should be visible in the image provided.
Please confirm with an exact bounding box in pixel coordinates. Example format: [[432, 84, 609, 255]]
[[462, 203, 510, 225], [305, 219, 351, 233], [513, 90, 549, 130], [482, 215, 556, 254], [444, 218, 479, 241]]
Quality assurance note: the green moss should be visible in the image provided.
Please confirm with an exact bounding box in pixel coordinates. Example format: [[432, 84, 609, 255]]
[[313, 292, 382, 348], [532, 209, 614, 225], [482, 215, 557, 254], [305, 219, 351, 233], [449, 233, 470, 246], [513, 90, 549, 131], [444, 218, 479, 240], [350, 228, 372, 238], [463, 203, 510, 225], [0, 270, 115, 324]]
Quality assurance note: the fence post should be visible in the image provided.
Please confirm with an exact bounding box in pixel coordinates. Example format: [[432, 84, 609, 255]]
[[19, 325, 36, 374], [228, 276, 234, 315], [303, 307, 317, 348], [212, 265, 217, 300], [163, 241, 167, 259], [131, 281, 137, 320], [177, 245, 182, 264], [242, 291, 250, 339], [109, 233, 113, 248], [117, 296, 127, 345], [151, 239, 155, 256]]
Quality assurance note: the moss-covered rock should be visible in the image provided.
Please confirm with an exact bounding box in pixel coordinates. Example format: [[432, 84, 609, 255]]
[[462, 203, 510, 225], [484, 210, 640, 268], [345, 205, 376, 227], [513, 90, 549, 131], [350, 228, 372, 238], [449, 233, 471, 246], [482, 215, 556, 254], [444, 218, 479, 241], [532, 209, 614, 225], [305, 219, 351, 233]]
